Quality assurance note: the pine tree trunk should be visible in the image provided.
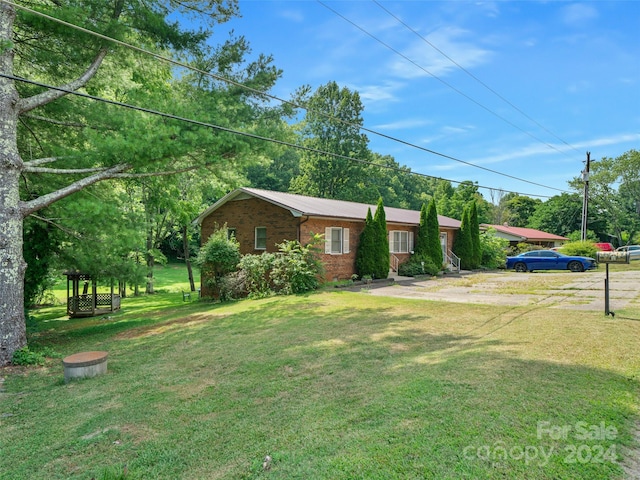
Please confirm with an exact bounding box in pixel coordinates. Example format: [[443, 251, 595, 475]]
[[183, 225, 195, 292], [0, 3, 27, 366], [146, 230, 154, 294]]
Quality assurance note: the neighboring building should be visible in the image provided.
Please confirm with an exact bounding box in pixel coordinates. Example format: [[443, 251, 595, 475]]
[[482, 224, 568, 248], [196, 188, 461, 285]]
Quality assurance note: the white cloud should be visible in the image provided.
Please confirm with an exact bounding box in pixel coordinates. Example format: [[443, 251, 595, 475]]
[[388, 26, 492, 79], [562, 3, 599, 26], [373, 118, 434, 131]]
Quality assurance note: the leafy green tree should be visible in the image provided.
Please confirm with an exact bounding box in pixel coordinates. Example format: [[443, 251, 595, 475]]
[[569, 150, 640, 245], [355, 208, 377, 278], [290, 81, 370, 200], [527, 193, 584, 237], [0, 0, 285, 365], [372, 198, 390, 279], [23, 220, 60, 306], [503, 194, 542, 227]]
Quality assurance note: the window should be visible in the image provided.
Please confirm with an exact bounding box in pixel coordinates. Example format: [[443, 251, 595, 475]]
[[389, 230, 414, 253], [255, 227, 267, 250], [324, 227, 350, 255]]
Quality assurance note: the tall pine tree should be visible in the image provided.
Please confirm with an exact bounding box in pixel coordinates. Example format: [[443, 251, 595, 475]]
[[426, 198, 443, 268], [355, 208, 376, 278], [372, 198, 389, 279], [453, 205, 473, 270], [414, 203, 429, 257], [469, 200, 481, 269]]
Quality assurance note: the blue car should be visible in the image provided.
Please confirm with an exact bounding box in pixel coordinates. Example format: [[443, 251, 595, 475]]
[[506, 250, 597, 273]]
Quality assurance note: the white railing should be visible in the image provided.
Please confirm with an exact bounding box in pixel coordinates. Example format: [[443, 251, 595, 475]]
[[445, 250, 461, 273], [390, 254, 400, 272]]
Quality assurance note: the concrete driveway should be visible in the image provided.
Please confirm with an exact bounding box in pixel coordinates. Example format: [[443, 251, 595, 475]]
[[358, 268, 640, 313]]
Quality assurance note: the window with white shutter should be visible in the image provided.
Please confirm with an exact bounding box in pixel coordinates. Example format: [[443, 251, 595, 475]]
[[390, 230, 412, 253], [324, 227, 349, 255]]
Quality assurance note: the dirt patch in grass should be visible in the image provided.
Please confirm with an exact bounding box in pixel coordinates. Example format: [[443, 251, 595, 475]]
[[114, 313, 227, 340]]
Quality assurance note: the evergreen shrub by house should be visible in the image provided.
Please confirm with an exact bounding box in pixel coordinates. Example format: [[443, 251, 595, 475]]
[[372, 198, 390, 279], [398, 255, 439, 277], [425, 199, 443, 268], [355, 208, 377, 278], [453, 205, 473, 270]]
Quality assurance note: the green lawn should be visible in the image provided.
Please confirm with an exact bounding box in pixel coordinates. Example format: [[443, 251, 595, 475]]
[[2, 264, 639, 479]]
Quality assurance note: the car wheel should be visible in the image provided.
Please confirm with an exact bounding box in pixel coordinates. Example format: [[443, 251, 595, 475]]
[[568, 261, 584, 272], [514, 262, 527, 272]]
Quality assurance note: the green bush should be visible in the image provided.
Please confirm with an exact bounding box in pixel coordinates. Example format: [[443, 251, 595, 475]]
[[559, 241, 598, 258], [398, 256, 439, 277], [271, 238, 323, 295], [12, 346, 46, 366], [195, 225, 241, 298], [238, 252, 275, 298], [218, 271, 247, 301], [480, 229, 509, 268]]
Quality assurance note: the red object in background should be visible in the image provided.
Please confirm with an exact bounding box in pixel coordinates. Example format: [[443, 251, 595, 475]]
[[595, 242, 614, 251]]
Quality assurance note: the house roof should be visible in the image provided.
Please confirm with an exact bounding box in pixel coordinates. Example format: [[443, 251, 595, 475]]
[[482, 224, 568, 242], [196, 187, 461, 228]]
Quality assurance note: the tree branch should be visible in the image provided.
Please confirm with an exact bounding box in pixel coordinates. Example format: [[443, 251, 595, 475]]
[[23, 114, 87, 128], [20, 163, 131, 217], [29, 214, 82, 239], [23, 157, 66, 167], [16, 48, 109, 114], [23, 166, 110, 174], [109, 165, 201, 178]]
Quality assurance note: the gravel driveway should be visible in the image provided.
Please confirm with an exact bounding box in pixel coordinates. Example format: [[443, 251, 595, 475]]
[[358, 268, 640, 313]]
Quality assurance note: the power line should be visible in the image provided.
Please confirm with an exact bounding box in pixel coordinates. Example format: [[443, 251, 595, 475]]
[[3, 72, 557, 199], [318, 1, 578, 162], [4, 0, 569, 194], [372, 0, 582, 156]]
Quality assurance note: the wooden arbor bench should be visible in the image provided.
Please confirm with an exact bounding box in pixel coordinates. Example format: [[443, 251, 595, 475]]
[[62, 351, 108, 383]]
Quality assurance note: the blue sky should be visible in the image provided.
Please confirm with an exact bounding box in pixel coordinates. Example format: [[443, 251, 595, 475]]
[[217, 1, 640, 199]]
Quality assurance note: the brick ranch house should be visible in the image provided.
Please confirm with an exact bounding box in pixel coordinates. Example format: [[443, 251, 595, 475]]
[[195, 188, 461, 286]]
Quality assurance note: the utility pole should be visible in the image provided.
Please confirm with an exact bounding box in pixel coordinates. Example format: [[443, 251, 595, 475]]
[[581, 152, 590, 241]]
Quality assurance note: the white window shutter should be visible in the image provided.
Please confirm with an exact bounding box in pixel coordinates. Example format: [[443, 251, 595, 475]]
[[389, 231, 393, 252], [409, 231, 414, 252], [343, 228, 350, 254], [325, 227, 331, 254]]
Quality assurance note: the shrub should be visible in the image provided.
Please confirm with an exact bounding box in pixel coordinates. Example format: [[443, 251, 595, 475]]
[[560, 241, 598, 259], [355, 208, 377, 278], [195, 225, 241, 298], [398, 255, 439, 277], [12, 346, 46, 366], [218, 271, 247, 301], [238, 252, 275, 298], [271, 237, 323, 295], [480, 228, 509, 268]]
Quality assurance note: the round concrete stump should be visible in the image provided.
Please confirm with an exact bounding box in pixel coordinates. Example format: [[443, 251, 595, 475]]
[[63, 351, 108, 383]]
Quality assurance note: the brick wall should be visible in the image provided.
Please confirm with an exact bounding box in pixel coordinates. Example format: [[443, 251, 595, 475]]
[[201, 197, 299, 254], [300, 218, 365, 281], [200, 198, 458, 287]]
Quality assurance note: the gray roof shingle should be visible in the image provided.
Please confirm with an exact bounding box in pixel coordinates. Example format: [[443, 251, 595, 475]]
[[196, 187, 461, 229]]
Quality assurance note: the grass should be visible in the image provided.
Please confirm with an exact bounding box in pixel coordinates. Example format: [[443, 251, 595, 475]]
[[1, 264, 639, 479]]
